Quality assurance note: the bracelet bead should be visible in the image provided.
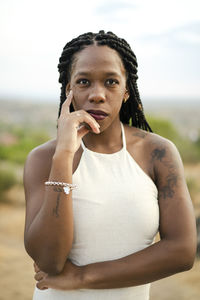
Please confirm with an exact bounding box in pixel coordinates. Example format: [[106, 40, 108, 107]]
[[44, 181, 77, 194]]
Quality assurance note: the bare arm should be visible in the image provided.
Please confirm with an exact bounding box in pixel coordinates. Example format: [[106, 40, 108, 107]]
[[24, 91, 100, 275], [24, 149, 74, 275]]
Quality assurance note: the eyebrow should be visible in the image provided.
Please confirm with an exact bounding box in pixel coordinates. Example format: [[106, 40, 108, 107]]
[[74, 71, 121, 78]]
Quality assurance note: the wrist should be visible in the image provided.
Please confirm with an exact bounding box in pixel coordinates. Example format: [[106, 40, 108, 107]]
[[53, 149, 75, 161], [78, 265, 87, 289], [79, 264, 93, 289]]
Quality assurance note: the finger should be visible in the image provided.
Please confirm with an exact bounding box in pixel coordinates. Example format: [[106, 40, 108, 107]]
[[72, 111, 100, 134], [61, 90, 73, 114], [77, 122, 92, 131], [36, 275, 62, 291], [79, 114, 100, 134], [77, 125, 90, 139], [33, 262, 40, 273], [34, 271, 46, 281]]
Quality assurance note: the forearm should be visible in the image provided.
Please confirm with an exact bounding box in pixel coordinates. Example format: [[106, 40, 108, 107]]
[[82, 239, 194, 289], [25, 151, 74, 274]]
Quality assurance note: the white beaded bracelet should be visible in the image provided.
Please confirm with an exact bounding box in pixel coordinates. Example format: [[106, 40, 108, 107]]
[[45, 181, 77, 194]]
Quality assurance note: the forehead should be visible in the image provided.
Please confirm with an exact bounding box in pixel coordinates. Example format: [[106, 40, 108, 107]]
[[71, 45, 126, 77]]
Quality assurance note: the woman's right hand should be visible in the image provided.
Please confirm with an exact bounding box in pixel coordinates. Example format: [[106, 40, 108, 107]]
[[56, 91, 100, 155]]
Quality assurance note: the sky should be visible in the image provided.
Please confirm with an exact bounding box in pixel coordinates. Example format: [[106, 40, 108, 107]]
[[0, 0, 200, 102]]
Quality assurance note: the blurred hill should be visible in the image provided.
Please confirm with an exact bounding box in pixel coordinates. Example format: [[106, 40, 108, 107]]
[[144, 99, 200, 141], [0, 98, 199, 140], [0, 99, 57, 138]]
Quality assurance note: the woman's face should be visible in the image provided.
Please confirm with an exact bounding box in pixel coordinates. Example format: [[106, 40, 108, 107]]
[[67, 45, 129, 130]]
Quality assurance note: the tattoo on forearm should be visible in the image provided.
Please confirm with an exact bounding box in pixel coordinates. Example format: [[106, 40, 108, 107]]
[[52, 187, 62, 218]]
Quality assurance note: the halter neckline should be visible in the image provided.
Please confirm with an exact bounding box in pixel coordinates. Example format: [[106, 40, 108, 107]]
[[81, 122, 126, 155]]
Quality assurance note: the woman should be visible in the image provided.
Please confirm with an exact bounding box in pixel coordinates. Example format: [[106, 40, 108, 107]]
[[23, 31, 197, 300]]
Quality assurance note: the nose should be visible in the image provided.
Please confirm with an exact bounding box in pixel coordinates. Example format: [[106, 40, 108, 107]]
[[88, 83, 106, 103]]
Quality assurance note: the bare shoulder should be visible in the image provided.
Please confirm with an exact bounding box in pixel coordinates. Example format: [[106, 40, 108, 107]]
[[124, 125, 183, 182], [25, 139, 56, 163], [125, 124, 181, 160], [24, 139, 57, 184], [145, 129, 183, 170]]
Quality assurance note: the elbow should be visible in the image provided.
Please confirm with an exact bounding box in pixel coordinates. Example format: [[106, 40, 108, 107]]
[[25, 241, 69, 275], [178, 258, 194, 272], [179, 252, 195, 271], [174, 243, 196, 272], [24, 230, 73, 275], [33, 252, 67, 275], [36, 259, 65, 275]]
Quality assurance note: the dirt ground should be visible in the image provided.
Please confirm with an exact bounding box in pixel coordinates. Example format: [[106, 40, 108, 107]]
[[0, 204, 200, 300]]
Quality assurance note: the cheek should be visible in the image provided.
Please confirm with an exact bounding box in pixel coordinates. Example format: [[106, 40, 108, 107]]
[[112, 91, 124, 106], [71, 88, 84, 110]]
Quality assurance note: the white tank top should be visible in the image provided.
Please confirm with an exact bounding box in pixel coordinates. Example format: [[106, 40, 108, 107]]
[[33, 123, 159, 300]]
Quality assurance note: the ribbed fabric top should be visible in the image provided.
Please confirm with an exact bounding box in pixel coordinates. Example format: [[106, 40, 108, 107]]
[[33, 123, 159, 300]]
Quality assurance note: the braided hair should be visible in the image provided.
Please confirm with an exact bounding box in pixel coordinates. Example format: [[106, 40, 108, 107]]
[[57, 30, 152, 132]]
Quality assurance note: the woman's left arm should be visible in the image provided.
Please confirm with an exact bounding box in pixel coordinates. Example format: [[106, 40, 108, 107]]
[[35, 138, 197, 290]]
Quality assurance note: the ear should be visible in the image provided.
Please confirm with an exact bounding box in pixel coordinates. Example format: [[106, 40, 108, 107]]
[[124, 88, 130, 101], [65, 83, 71, 97], [125, 84, 130, 94]]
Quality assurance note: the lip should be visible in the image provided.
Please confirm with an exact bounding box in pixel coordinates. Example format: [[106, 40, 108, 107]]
[[87, 110, 108, 121]]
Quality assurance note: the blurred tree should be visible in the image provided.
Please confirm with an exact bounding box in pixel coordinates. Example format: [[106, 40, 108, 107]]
[[0, 167, 18, 203]]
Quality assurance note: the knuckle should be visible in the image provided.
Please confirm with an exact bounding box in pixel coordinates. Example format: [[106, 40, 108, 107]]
[[34, 272, 40, 280], [36, 283, 42, 289]]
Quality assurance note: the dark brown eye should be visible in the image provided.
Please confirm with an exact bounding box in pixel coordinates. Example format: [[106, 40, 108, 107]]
[[106, 79, 119, 86], [77, 79, 89, 85]]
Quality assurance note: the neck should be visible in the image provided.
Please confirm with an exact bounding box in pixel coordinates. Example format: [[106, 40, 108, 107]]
[[82, 119, 123, 153]]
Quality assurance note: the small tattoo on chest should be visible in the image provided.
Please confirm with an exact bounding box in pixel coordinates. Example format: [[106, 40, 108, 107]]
[[132, 131, 147, 139]]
